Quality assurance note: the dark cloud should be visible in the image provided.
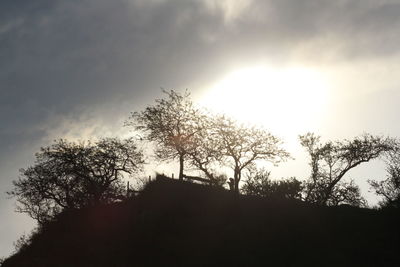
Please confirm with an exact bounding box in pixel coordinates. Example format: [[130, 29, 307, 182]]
[[2, 0, 400, 137]]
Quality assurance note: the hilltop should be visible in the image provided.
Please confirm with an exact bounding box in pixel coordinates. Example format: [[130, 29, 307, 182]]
[[3, 177, 400, 266]]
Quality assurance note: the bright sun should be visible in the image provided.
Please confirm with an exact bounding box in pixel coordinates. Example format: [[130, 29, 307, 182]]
[[199, 66, 330, 137]]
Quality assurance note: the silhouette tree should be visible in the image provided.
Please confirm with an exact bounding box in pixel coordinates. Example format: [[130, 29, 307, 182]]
[[212, 116, 289, 194], [184, 114, 227, 184], [300, 133, 394, 206], [8, 138, 144, 224], [242, 168, 303, 199], [127, 90, 204, 180], [370, 148, 400, 208]]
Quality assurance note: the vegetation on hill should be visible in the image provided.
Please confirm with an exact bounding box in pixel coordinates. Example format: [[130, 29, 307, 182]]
[[3, 176, 400, 266]]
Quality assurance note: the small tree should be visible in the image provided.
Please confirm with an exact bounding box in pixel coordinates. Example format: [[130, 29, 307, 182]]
[[212, 116, 289, 194], [300, 133, 394, 206], [370, 149, 400, 208], [242, 168, 303, 200], [127, 90, 204, 180], [8, 138, 144, 224]]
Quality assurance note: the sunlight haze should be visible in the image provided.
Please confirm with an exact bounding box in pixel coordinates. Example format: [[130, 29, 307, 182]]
[[199, 66, 330, 135]]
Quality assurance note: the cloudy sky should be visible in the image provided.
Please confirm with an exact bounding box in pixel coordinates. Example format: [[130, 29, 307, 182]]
[[2, 0, 400, 257]]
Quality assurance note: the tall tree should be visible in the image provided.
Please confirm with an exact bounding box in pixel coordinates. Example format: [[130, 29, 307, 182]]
[[212, 115, 289, 194], [127, 90, 204, 180], [300, 133, 394, 206], [8, 138, 144, 224]]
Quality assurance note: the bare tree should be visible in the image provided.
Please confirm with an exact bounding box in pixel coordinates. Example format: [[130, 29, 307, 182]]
[[212, 116, 289, 194], [8, 138, 144, 224], [127, 90, 204, 180], [300, 133, 394, 206]]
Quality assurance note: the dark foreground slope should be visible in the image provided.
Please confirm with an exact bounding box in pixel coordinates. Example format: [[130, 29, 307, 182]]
[[3, 177, 400, 267]]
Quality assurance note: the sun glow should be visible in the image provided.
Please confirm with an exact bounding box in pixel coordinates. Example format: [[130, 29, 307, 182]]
[[200, 66, 330, 137]]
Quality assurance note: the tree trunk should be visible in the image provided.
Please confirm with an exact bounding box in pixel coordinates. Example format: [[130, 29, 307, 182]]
[[321, 186, 333, 205], [179, 154, 184, 181], [234, 178, 240, 195], [234, 165, 240, 194]]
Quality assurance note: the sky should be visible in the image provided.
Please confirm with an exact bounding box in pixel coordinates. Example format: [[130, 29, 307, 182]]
[[2, 0, 400, 258]]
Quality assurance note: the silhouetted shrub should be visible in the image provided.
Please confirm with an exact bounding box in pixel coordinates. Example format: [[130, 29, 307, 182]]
[[242, 168, 303, 200]]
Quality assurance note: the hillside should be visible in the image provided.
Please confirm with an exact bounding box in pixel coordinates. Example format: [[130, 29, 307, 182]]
[[3, 177, 400, 267]]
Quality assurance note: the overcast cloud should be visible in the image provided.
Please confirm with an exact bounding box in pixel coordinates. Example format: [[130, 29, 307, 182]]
[[2, 0, 400, 257]]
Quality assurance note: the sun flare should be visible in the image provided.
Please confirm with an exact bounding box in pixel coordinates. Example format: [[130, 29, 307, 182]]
[[200, 66, 330, 137]]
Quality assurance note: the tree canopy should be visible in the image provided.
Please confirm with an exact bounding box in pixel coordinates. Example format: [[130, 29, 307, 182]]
[[8, 138, 144, 223], [300, 133, 394, 206], [212, 115, 290, 194], [127, 90, 204, 180]]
